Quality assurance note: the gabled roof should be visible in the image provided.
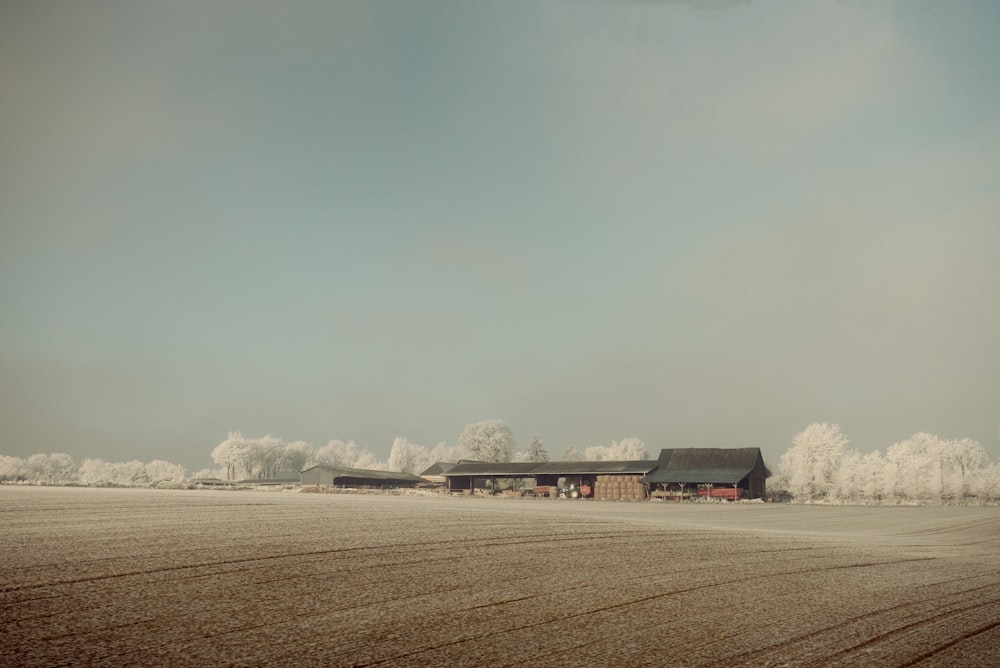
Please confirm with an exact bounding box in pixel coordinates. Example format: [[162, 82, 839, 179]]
[[640, 448, 770, 484], [419, 460, 480, 476], [300, 465, 427, 483], [443, 460, 655, 477]]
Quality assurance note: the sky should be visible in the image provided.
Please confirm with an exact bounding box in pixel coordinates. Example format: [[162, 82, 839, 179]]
[[2, 0, 998, 473]]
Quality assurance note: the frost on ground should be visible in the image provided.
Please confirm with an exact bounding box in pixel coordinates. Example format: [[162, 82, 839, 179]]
[[1, 487, 998, 667]]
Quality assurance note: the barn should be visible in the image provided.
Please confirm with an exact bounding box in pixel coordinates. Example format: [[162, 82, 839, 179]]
[[440, 448, 770, 501], [441, 460, 657, 500], [300, 465, 427, 489], [640, 448, 770, 500], [419, 460, 481, 486]]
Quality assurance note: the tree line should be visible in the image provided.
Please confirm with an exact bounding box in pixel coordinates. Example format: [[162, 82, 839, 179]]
[[0, 453, 188, 487], [772, 423, 1000, 504], [0, 419, 649, 486], [210, 419, 650, 480], [5, 420, 997, 504]]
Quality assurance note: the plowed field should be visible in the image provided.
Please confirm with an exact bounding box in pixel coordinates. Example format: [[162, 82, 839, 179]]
[[2, 486, 998, 667]]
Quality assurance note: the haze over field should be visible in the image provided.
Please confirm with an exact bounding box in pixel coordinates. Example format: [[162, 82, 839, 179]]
[[2, 1, 998, 471]]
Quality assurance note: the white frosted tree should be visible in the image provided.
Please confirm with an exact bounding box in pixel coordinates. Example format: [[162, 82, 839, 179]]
[[212, 432, 250, 481], [119, 460, 151, 485], [78, 458, 114, 485], [387, 437, 429, 474], [279, 441, 314, 474], [969, 462, 1000, 503], [312, 439, 362, 468], [0, 455, 25, 481], [942, 438, 987, 498], [858, 450, 888, 501], [527, 435, 548, 463], [25, 453, 78, 485], [779, 423, 848, 501], [352, 450, 385, 470], [249, 434, 286, 479], [831, 450, 863, 502], [888, 432, 987, 500], [586, 437, 649, 461], [458, 419, 514, 463], [886, 433, 948, 501], [428, 441, 469, 464], [146, 459, 187, 484]]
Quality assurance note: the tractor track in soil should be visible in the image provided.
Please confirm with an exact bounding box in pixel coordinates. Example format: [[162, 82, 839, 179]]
[[2, 486, 999, 667]]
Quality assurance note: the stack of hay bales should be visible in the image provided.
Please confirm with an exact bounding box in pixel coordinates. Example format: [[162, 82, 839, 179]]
[[594, 475, 646, 501]]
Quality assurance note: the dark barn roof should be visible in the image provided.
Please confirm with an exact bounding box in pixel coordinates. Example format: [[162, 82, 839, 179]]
[[640, 448, 770, 485], [419, 460, 481, 477], [443, 460, 655, 478], [301, 465, 427, 485]]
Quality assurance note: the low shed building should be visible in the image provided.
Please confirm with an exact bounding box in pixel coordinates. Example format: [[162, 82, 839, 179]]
[[640, 448, 770, 500], [419, 460, 482, 486], [442, 460, 657, 500], [300, 465, 427, 489]]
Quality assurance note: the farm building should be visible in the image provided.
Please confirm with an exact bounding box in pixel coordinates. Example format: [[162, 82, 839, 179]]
[[419, 460, 481, 486], [441, 460, 656, 500], [441, 448, 770, 501], [640, 448, 770, 500], [300, 465, 427, 489]]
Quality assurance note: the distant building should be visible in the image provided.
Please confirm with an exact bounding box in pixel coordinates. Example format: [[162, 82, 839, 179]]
[[442, 459, 657, 499], [300, 465, 427, 489], [440, 448, 770, 500], [419, 460, 478, 486]]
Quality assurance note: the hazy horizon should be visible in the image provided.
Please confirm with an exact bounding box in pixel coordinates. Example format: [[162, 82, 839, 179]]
[[2, 1, 998, 473]]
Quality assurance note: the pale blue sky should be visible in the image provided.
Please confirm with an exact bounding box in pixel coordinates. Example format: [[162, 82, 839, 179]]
[[2, 0, 998, 471]]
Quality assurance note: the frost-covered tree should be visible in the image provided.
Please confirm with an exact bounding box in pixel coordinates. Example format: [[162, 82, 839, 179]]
[[352, 450, 385, 470], [146, 460, 187, 484], [831, 450, 864, 502], [279, 441, 314, 474], [73, 458, 186, 487], [428, 441, 469, 464], [0, 455, 26, 482], [858, 450, 888, 501], [887, 434, 989, 501], [387, 437, 428, 474], [779, 423, 848, 501], [527, 435, 548, 463], [212, 432, 250, 481], [312, 439, 362, 468], [969, 462, 1000, 503], [563, 446, 581, 460], [311, 438, 386, 470], [25, 453, 78, 485], [248, 434, 286, 479], [887, 433, 945, 501], [585, 437, 648, 461], [78, 458, 114, 485], [942, 438, 987, 498], [458, 419, 514, 463]]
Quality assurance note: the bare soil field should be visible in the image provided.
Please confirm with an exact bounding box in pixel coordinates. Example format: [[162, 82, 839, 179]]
[[2, 486, 998, 667]]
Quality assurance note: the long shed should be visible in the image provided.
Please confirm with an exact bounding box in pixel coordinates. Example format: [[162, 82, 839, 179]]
[[442, 460, 656, 500], [300, 465, 427, 489]]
